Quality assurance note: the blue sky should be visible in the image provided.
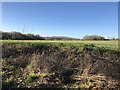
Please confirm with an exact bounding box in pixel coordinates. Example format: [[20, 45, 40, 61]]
[[2, 2, 118, 38]]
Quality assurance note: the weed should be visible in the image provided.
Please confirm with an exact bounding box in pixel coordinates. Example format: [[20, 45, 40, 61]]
[[26, 72, 38, 83]]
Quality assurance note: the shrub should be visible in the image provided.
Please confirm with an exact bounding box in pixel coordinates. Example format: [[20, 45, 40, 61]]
[[83, 35, 105, 40]]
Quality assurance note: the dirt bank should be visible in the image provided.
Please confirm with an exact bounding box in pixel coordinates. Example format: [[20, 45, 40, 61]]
[[2, 43, 120, 89]]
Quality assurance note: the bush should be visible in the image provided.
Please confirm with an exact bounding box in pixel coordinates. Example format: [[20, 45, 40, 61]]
[[83, 35, 105, 40]]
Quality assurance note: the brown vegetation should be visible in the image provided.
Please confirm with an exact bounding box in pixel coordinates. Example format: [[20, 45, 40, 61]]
[[2, 43, 120, 89]]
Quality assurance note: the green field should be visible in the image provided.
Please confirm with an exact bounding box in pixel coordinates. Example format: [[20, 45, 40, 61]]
[[0, 40, 119, 50]]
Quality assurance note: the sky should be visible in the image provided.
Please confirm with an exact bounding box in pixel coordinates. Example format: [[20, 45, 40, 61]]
[[2, 2, 118, 39]]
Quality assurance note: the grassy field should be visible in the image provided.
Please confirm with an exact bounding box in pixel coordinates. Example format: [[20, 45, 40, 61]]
[[0, 40, 119, 50]]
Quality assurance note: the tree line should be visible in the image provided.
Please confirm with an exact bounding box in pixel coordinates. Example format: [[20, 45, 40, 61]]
[[82, 35, 118, 40], [0, 31, 79, 40], [1, 31, 44, 40], [0, 31, 118, 40]]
